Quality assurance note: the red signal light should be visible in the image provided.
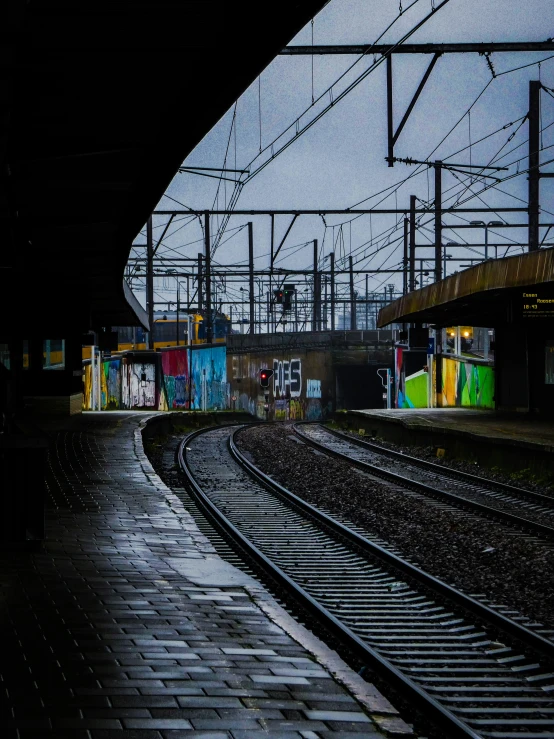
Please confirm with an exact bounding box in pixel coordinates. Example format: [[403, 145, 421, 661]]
[[259, 368, 274, 388]]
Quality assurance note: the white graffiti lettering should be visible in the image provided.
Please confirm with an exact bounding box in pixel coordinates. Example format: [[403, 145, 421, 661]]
[[273, 358, 302, 398]]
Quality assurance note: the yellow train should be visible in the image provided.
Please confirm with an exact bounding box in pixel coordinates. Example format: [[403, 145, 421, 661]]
[[82, 312, 229, 359]]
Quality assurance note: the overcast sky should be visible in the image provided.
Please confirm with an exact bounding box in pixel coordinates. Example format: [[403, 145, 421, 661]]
[[130, 0, 554, 323]]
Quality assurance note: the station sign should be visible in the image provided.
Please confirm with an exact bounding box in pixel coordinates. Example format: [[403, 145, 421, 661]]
[[522, 287, 554, 319]]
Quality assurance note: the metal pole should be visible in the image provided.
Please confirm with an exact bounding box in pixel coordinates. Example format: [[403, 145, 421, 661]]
[[528, 80, 541, 251], [409, 196, 416, 291], [386, 55, 394, 167], [97, 349, 101, 411], [349, 256, 356, 330], [176, 281, 180, 346], [248, 222, 255, 334], [403, 217, 409, 294], [197, 253, 203, 313], [90, 346, 95, 411], [484, 226, 489, 261], [204, 212, 213, 343], [330, 251, 335, 331], [270, 214, 274, 331], [434, 162, 442, 282], [324, 275, 328, 329], [146, 216, 154, 349], [365, 274, 369, 329], [312, 239, 320, 331]]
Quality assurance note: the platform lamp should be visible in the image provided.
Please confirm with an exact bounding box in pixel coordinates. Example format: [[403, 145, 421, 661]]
[[470, 221, 504, 260]]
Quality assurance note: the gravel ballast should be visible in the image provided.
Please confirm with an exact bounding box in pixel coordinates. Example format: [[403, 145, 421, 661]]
[[341, 428, 554, 497], [237, 423, 554, 632]]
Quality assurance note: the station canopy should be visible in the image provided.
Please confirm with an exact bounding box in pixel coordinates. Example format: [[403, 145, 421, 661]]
[[377, 247, 554, 328]]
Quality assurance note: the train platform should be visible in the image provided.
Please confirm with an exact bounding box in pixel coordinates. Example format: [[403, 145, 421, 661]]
[[343, 408, 554, 475], [0, 411, 410, 739]]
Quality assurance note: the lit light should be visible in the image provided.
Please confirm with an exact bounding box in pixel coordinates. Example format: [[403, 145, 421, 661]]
[[463, 331, 469, 337]]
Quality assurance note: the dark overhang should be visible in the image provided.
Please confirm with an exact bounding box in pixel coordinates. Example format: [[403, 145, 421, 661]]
[[1, 2, 327, 332], [378, 247, 554, 327]]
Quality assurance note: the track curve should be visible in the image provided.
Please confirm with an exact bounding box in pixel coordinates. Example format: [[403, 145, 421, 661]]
[[179, 424, 554, 739]]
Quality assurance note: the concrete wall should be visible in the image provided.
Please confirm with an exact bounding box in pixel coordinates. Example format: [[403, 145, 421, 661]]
[[228, 331, 395, 420], [229, 348, 334, 421]]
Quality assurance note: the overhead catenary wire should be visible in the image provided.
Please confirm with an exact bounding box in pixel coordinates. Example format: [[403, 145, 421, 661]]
[[241, 0, 454, 186], [139, 10, 554, 316]]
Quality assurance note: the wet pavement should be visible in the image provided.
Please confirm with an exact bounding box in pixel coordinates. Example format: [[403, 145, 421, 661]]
[[0, 412, 410, 738]]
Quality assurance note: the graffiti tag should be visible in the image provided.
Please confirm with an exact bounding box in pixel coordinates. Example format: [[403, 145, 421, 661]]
[[306, 379, 321, 398], [273, 358, 301, 398]]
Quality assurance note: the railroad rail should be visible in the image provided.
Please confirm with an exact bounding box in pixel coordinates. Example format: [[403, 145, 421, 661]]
[[178, 424, 554, 739], [293, 423, 554, 541]]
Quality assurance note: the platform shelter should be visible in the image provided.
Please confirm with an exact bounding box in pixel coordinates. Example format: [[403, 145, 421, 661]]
[[378, 247, 554, 415]]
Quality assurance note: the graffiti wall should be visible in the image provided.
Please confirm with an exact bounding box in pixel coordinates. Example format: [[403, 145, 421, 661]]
[[403, 369, 429, 408], [228, 349, 334, 421], [83, 346, 227, 411], [83, 359, 126, 410], [395, 346, 429, 409], [189, 345, 227, 411], [440, 357, 494, 409], [394, 345, 495, 410], [160, 348, 189, 409], [102, 358, 121, 409], [121, 358, 157, 408]]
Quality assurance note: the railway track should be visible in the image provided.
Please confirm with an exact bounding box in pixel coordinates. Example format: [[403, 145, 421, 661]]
[[293, 423, 554, 541], [179, 424, 554, 739]]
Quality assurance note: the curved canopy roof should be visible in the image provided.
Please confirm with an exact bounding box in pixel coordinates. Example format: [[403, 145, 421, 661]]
[[378, 247, 554, 327]]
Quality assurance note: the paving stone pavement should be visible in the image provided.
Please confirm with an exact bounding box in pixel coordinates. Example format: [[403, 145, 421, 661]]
[[0, 412, 413, 738]]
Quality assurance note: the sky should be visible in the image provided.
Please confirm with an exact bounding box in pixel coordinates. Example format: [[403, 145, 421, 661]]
[[128, 0, 554, 328]]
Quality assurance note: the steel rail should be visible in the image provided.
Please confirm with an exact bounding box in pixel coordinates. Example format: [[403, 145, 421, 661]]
[[178, 426, 481, 738], [178, 425, 554, 738], [320, 423, 554, 507], [293, 423, 554, 540], [229, 427, 554, 660]]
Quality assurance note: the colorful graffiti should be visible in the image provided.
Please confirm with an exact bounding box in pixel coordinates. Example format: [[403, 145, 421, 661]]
[[83, 345, 227, 411], [274, 399, 288, 420], [102, 359, 121, 409], [121, 360, 157, 408], [396, 346, 429, 409], [83, 363, 92, 409], [160, 348, 189, 409], [229, 350, 334, 421], [190, 345, 227, 411], [394, 346, 404, 408], [402, 369, 429, 408], [306, 379, 321, 398], [441, 358, 494, 409]]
